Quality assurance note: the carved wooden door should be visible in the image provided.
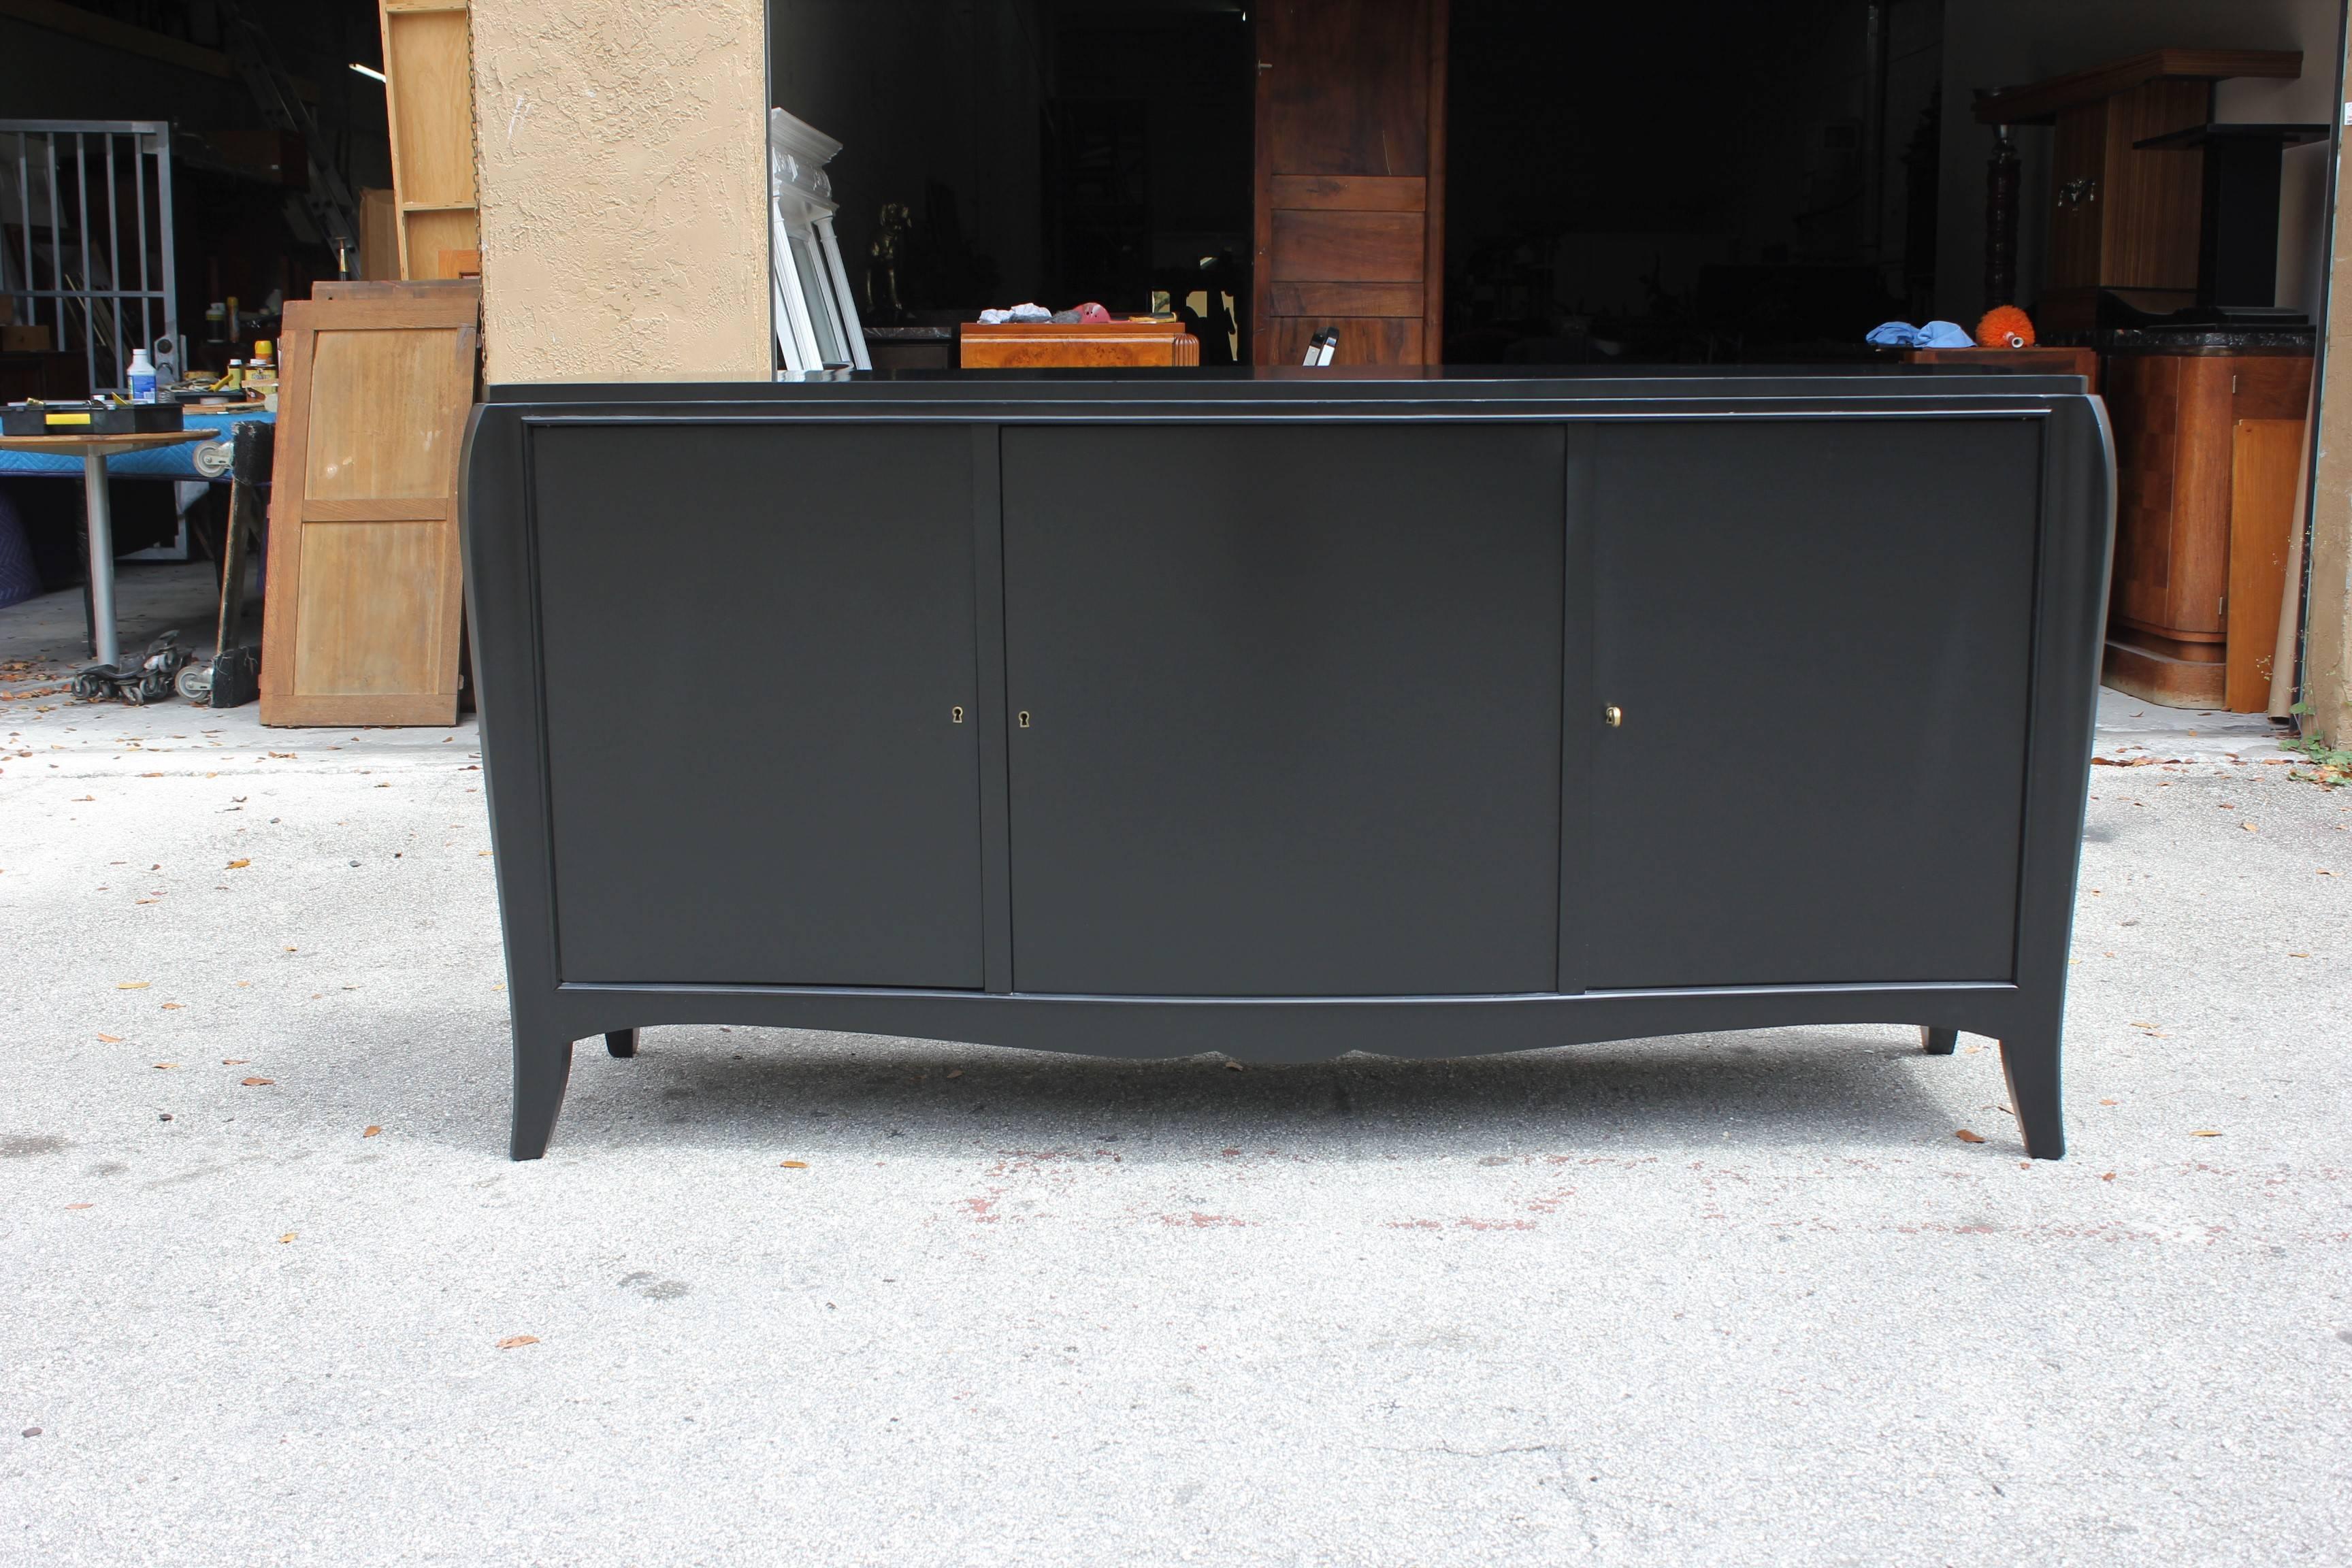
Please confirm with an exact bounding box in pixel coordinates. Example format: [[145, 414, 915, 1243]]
[[1251, 0, 1448, 365]]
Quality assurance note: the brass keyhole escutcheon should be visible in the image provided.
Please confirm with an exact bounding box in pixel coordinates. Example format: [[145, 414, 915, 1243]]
[[951, 705, 965, 723], [1018, 710, 1032, 728], [1603, 704, 1623, 728]]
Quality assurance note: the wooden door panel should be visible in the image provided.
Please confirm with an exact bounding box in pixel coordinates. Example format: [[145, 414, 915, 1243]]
[[2102, 80, 2208, 291], [1258, 0, 1431, 177], [1268, 174, 1426, 210], [1268, 280, 1424, 317], [2162, 357, 2236, 637], [291, 522, 449, 696], [2049, 105, 2104, 291], [1271, 210, 1426, 281], [302, 328, 468, 498], [2226, 418, 2304, 712], [259, 287, 479, 727], [1253, 0, 1446, 365]]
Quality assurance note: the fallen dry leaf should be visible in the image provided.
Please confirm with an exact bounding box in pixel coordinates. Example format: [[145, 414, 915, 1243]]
[[152, 1063, 176, 1071], [1224, 1061, 1245, 1072], [363, 1126, 381, 1138], [278, 1232, 297, 1244], [1955, 1129, 1987, 1144], [225, 858, 250, 869], [241, 1077, 274, 1087], [222, 1058, 247, 1065], [2241, 821, 2257, 832], [2100, 1097, 2118, 1105], [160, 1002, 182, 1011], [97, 1033, 121, 1043], [116, 981, 148, 990], [2190, 1129, 2222, 1137], [946, 1068, 964, 1079], [496, 1335, 538, 1350], [65, 1203, 93, 1211], [2102, 1172, 2117, 1181], [780, 1160, 808, 1169]]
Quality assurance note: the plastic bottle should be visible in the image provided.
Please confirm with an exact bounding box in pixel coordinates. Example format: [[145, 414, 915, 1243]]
[[127, 347, 157, 404]]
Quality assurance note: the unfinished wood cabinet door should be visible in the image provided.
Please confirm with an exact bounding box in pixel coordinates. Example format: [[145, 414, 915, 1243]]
[[379, 0, 478, 280], [259, 289, 480, 726], [1252, 0, 1447, 365], [2226, 419, 2306, 713]]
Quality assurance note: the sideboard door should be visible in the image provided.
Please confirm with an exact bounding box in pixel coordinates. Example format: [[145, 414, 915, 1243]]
[[530, 423, 985, 988], [1587, 416, 2043, 988], [1002, 423, 1567, 997]]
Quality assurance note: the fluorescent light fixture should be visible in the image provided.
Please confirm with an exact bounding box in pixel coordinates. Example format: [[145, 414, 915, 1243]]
[[349, 62, 387, 83]]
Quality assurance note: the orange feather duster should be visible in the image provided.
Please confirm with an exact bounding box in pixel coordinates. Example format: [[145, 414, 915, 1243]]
[[1976, 306, 2036, 348]]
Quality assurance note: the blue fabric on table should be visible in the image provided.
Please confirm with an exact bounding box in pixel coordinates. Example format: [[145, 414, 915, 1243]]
[[1865, 320, 1976, 349], [0, 408, 274, 479]]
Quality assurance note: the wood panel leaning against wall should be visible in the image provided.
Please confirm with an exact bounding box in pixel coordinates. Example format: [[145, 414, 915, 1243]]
[[467, 0, 772, 382], [259, 287, 483, 726]]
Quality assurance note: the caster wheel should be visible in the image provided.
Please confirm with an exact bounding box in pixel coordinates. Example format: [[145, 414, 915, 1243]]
[[176, 664, 213, 701]]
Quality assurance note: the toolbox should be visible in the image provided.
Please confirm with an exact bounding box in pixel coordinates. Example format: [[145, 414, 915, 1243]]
[[2, 401, 186, 436]]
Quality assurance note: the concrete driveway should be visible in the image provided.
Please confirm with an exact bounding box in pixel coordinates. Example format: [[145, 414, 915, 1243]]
[[2, 578, 2347, 1565]]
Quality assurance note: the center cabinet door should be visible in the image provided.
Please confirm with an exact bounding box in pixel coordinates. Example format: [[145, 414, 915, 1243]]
[[532, 423, 984, 989], [1002, 423, 1566, 997]]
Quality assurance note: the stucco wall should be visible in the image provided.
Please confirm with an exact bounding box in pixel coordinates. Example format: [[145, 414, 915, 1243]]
[[470, 0, 771, 382]]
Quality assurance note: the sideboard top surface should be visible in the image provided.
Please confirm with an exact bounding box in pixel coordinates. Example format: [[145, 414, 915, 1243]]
[[484, 365, 2096, 408]]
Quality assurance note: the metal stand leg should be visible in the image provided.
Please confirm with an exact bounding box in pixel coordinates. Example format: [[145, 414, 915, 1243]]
[[605, 1029, 638, 1059], [82, 451, 119, 669], [1920, 1026, 1958, 1056]]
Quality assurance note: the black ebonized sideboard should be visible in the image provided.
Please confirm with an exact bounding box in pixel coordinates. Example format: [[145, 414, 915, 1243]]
[[462, 367, 2114, 1160]]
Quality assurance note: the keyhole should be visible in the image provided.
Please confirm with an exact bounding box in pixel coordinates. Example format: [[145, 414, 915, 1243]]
[[1017, 711, 1032, 728], [951, 705, 964, 723], [1603, 704, 1623, 728]]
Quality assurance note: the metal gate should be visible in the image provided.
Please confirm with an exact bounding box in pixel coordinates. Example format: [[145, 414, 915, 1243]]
[[0, 120, 180, 397]]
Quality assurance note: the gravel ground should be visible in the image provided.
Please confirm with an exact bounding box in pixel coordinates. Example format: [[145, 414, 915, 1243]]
[[1, 659, 2347, 1566]]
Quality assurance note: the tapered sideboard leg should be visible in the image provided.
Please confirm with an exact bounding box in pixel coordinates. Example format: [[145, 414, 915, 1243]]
[[510, 1034, 576, 1161], [605, 1029, 638, 1059], [1999, 1028, 2065, 1160], [1920, 1026, 1959, 1056]]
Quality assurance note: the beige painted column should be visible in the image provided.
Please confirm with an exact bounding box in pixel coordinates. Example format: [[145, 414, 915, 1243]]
[[2311, 20, 2352, 750], [468, 0, 771, 382]]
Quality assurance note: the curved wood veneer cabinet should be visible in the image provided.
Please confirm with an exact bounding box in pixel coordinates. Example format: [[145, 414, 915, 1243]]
[[461, 368, 2114, 1161]]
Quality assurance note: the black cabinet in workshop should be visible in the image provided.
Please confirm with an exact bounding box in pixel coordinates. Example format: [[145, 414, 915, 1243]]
[[529, 423, 984, 988], [1586, 417, 2044, 987], [1000, 423, 1567, 996]]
